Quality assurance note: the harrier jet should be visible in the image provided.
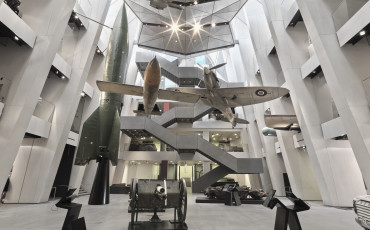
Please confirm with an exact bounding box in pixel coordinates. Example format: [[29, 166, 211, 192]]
[[97, 59, 289, 127]]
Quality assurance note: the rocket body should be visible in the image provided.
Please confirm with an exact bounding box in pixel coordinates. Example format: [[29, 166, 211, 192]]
[[75, 5, 129, 166]]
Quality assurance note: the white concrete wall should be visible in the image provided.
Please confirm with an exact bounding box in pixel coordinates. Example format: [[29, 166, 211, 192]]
[[4, 0, 112, 203]]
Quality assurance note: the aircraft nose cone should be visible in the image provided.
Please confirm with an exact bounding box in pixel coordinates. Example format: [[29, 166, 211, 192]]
[[151, 57, 159, 68]]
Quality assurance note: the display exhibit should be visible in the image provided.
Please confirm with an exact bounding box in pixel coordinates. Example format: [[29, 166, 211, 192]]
[[98, 59, 288, 127], [263, 190, 310, 230], [129, 178, 188, 230], [73, 4, 129, 205], [56, 189, 87, 230], [198, 184, 266, 205], [0, 0, 369, 229]]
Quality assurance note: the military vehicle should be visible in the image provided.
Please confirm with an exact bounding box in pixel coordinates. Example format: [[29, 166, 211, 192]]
[[353, 195, 370, 229]]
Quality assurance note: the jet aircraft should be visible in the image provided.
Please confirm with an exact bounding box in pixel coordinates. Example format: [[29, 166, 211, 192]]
[[97, 61, 289, 127]]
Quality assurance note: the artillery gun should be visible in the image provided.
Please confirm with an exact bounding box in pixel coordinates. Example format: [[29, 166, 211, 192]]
[[129, 178, 187, 229]]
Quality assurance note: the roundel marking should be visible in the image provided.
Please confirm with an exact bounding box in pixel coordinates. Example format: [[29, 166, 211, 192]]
[[255, 89, 267, 97]]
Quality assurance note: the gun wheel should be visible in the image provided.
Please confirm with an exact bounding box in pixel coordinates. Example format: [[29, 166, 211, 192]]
[[177, 178, 187, 224]]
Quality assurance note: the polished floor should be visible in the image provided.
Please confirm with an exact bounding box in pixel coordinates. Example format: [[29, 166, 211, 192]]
[[0, 194, 362, 230]]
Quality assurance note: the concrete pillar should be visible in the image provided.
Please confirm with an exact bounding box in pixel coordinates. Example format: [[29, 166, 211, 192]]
[[296, 0, 370, 195], [261, 0, 366, 206], [242, 105, 272, 191], [0, 0, 77, 195], [232, 11, 286, 195], [203, 161, 211, 174], [5, 0, 112, 203], [243, 0, 321, 200]]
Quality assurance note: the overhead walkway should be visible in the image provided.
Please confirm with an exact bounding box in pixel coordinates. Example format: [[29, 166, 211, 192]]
[[152, 104, 213, 127], [121, 116, 263, 192]]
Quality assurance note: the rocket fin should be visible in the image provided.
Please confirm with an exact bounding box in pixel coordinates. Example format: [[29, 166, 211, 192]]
[[75, 108, 100, 166]]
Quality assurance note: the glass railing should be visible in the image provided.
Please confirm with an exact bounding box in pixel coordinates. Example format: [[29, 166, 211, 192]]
[[33, 98, 55, 122], [332, 0, 369, 31], [0, 77, 11, 103]]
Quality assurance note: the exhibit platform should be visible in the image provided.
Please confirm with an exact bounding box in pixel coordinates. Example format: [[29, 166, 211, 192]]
[[128, 221, 188, 230], [128, 206, 165, 213], [195, 197, 264, 204]]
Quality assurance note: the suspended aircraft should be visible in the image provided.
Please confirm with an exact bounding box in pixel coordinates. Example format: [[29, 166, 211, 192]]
[[97, 60, 289, 127]]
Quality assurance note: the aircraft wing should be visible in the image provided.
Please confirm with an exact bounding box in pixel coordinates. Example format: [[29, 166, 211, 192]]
[[166, 87, 208, 96], [97, 81, 201, 104], [97, 80, 144, 96], [214, 86, 289, 107], [158, 89, 201, 103]]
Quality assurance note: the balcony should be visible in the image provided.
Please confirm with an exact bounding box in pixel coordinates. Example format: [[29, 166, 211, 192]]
[[0, 2, 37, 47], [301, 54, 322, 79], [26, 98, 55, 138], [333, 0, 370, 46]]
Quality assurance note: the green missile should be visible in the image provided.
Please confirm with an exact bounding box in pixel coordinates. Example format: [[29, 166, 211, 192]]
[[75, 5, 129, 166]]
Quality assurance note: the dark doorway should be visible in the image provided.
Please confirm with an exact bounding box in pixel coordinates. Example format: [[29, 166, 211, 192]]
[[50, 145, 76, 198]]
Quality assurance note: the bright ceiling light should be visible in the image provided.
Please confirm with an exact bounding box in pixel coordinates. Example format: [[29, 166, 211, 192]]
[[81, 92, 85, 97], [211, 23, 216, 27], [171, 23, 178, 32], [14, 36, 19, 41], [194, 1, 198, 4], [359, 30, 366, 36], [193, 23, 201, 32]]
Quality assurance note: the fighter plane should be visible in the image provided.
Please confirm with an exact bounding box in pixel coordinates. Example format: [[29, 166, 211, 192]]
[[97, 61, 289, 128], [149, 0, 193, 10], [166, 64, 289, 127], [97, 57, 201, 116]]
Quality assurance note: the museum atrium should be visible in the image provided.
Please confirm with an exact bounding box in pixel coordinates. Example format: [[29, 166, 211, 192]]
[[1, 0, 370, 229]]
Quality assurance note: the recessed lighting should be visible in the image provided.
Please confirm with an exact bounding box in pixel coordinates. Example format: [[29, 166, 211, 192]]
[[211, 23, 216, 27], [55, 70, 59, 74], [14, 36, 19, 41], [359, 30, 366, 36], [194, 23, 201, 32], [171, 23, 178, 32], [61, 75, 65, 79], [74, 15, 78, 19], [175, 40, 178, 43], [234, 133, 237, 136]]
